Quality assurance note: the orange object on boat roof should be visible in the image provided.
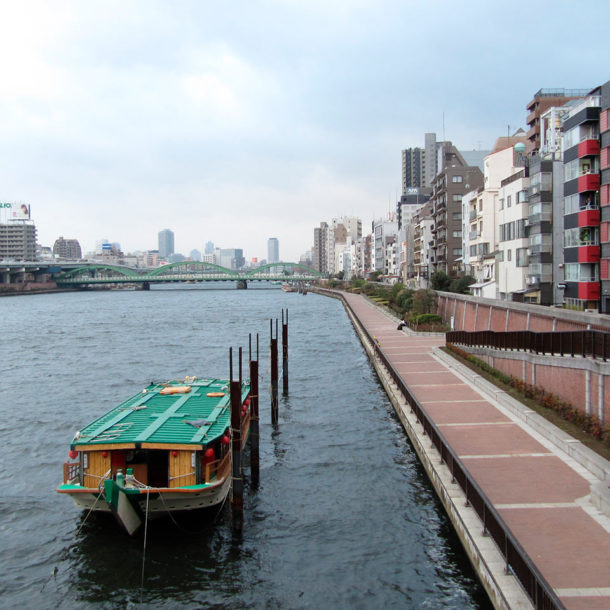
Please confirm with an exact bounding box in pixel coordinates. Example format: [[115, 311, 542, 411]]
[[160, 386, 192, 395], [206, 391, 225, 397]]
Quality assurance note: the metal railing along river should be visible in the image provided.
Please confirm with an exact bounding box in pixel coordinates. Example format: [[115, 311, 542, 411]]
[[447, 329, 610, 361], [323, 289, 565, 610]]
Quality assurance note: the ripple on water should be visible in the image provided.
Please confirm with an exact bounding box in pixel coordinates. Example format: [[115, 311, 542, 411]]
[[0, 289, 490, 609]]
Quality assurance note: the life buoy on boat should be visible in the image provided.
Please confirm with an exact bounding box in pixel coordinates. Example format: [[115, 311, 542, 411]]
[[160, 386, 191, 395]]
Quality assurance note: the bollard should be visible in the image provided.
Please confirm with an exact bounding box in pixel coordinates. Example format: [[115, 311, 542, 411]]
[[270, 319, 279, 426], [249, 334, 260, 487], [282, 308, 288, 395], [229, 348, 243, 531]]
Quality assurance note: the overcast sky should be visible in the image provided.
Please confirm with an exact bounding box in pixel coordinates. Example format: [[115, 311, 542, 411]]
[[1, 1, 608, 262]]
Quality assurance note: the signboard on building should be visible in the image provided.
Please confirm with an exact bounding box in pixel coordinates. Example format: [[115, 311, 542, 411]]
[[0, 202, 30, 222]]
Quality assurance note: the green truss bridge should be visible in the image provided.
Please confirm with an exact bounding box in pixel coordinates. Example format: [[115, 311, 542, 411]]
[[54, 261, 326, 288]]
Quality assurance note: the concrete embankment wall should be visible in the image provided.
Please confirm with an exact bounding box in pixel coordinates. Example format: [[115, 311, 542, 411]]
[[437, 291, 610, 333], [314, 288, 532, 609], [437, 292, 610, 421], [0, 281, 61, 295]]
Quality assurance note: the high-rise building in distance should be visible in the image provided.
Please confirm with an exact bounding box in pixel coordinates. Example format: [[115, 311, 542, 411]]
[[267, 237, 279, 263], [158, 229, 174, 259], [53, 236, 82, 259], [401, 133, 441, 193], [204, 241, 214, 254]]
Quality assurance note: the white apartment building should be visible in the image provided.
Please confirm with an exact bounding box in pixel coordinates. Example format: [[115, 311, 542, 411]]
[[463, 137, 529, 299], [497, 172, 530, 299]]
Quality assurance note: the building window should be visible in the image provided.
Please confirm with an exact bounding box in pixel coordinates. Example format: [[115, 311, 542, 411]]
[[507, 249, 512, 261], [517, 190, 528, 204], [470, 245, 477, 256], [496, 251, 504, 262], [506, 195, 512, 208], [452, 230, 462, 238], [516, 247, 528, 267], [452, 175, 463, 183], [452, 194, 462, 202], [452, 212, 462, 220]]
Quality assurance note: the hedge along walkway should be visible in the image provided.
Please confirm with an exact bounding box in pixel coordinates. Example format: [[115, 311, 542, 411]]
[[341, 291, 610, 610]]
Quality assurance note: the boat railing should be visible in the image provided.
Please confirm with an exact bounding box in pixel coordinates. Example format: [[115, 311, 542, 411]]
[[63, 461, 80, 484], [204, 451, 231, 483]]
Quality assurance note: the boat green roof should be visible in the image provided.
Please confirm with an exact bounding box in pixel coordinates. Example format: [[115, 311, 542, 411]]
[[72, 378, 249, 448]]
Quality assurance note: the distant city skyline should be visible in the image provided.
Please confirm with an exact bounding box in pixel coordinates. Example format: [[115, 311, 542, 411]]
[[0, 3, 608, 262]]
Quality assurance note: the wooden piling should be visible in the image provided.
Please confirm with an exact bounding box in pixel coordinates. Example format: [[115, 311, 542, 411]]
[[249, 334, 260, 487], [229, 348, 243, 530], [282, 309, 288, 395], [270, 319, 279, 426]]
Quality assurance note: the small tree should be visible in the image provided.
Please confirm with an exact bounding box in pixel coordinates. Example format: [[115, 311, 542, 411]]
[[449, 275, 476, 294], [430, 270, 451, 291], [412, 288, 437, 314]]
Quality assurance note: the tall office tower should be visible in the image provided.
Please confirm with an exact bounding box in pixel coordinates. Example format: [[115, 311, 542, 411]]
[[204, 241, 214, 254], [219, 248, 245, 270], [313, 222, 329, 273], [158, 229, 174, 259], [526, 88, 590, 154], [401, 133, 441, 194], [267, 237, 279, 263]]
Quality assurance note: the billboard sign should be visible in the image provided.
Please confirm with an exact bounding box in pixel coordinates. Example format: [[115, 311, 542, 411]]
[[0, 202, 30, 221]]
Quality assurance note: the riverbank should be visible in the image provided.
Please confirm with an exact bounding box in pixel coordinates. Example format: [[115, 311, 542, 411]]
[[316, 287, 610, 610]]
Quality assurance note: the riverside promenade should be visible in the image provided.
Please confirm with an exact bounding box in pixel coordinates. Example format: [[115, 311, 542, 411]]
[[338, 291, 610, 610]]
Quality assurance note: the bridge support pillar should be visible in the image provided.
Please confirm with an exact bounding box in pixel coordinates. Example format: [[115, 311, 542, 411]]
[[236, 280, 248, 290], [141, 281, 150, 291]]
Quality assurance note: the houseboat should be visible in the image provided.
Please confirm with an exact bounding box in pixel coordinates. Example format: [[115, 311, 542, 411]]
[[57, 376, 251, 535]]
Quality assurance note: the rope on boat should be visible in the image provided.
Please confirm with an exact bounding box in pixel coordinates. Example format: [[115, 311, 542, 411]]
[[139, 488, 151, 604]]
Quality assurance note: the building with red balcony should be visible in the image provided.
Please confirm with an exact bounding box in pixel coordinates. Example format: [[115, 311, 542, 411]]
[[561, 84, 610, 311], [526, 89, 589, 153], [600, 82, 610, 312]]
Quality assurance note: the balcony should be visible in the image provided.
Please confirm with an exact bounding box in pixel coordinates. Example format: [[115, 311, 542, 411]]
[[469, 209, 478, 221], [577, 245, 601, 263], [578, 139, 600, 158], [577, 209, 600, 227], [570, 281, 601, 300], [577, 173, 600, 193], [528, 244, 552, 256], [469, 230, 480, 240]]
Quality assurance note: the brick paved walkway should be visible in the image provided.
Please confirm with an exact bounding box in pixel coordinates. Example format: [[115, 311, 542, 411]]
[[343, 292, 610, 610]]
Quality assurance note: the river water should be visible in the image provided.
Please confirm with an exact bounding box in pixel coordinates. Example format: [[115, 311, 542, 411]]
[[0, 285, 491, 608]]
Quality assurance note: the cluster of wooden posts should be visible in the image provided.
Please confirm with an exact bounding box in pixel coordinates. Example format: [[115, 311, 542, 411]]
[[229, 308, 288, 529]]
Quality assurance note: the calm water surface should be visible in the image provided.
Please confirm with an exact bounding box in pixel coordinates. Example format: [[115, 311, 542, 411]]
[[0, 286, 491, 608]]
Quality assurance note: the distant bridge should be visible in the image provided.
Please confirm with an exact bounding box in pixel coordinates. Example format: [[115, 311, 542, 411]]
[[54, 261, 326, 287]]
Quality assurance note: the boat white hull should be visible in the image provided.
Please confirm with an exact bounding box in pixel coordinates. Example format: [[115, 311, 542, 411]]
[[62, 475, 232, 518]]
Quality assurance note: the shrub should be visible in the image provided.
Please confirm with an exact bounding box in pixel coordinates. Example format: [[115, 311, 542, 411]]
[[413, 313, 442, 325], [446, 343, 610, 447]]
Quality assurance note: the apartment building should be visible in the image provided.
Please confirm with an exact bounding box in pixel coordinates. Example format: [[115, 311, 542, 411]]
[[561, 88, 605, 311], [430, 143, 484, 275], [412, 201, 434, 282], [0, 222, 37, 260], [526, 88, 590, 153], [601, 84, 610, 313]]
